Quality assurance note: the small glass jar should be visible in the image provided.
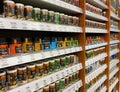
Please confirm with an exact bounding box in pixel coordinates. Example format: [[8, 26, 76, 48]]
[[24, 5, 33, 20], [69, 74, 72, 84], [55, 81, 60, 92], [64, 15, 68, 25], [54, 58, 60, 70], [49, 83, 55, 92], [48, 11, 55, 23], [33, 8, 41, 21], [43, 86, 49, 92], [59, 13, 65, 24], [64, 37, 70, 48], [65, 56, 70, 66], [54, 12, 59, 24], [70, 55, 75, 65], [60, 57, 65, 68], [57, 37, 64, 48], [15, 3, 24, 19], [65, 76, 69, 86], [68, 16, 73, 25], [7, 68, 18, 89], [36, 63, 44, 78], [41, 9, 48, 22], [34, 37, 42, 52], [43, 61, 49, 75], [49, 60, 55, 73], [0, 71, 6, 91], [17, 66, 27, 85], [27, 64, 36, 81], [60, 78, 65, 89], [73, 17, 79, 26], [3, 0, 15, 18]]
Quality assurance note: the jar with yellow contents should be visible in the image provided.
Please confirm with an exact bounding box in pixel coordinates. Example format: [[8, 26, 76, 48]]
[[34, 37, 42, 52], [64, 37, 70, 48]]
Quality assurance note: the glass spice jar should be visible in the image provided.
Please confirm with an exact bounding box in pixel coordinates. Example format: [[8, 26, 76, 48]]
[[43, 86, 49, 92], [54, 12, 59, 24], [60, 78, 65, 89], [55, 81, 60, 92], [24, 5, 33, 20], [68, 16, 73, 25], [34, 37, 42, 52], [69, 74, 72, 84], [57, 37, 64, 49], [49, 60, 55, 73], [65, 56, 70, 66], [65, 76, 69, 86], [33, 8, 41, 21], [3, 0, 15, 18], [73, 17, 79, 26], [0, 71, 6, 91], [43, 61, 49, 75], [17, 65, 27, 85], [49, 83, 55, 92], [27, 64, 36, 81], [64, 15, 68, 25], [7, 68, 18, 89], [59, 13, 65, 24], [36, 89, 43, 92], [48, 11, 55, 23], [54, 58, 60, 70], [60, 57, 65, 68], [36, 62, 44, 78], [15, 3, 24, 19], [41, 9, 48, 22], [64, 37, 70, 48], [70, 55, 74, 65]]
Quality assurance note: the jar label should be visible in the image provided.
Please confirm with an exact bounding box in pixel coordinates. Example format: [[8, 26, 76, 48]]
[[7, 74, 18, 86], [26, 45, 34, 51], [0, 78, 6, 90], [0, 48, 8, 55], [16, 46, 22, 53], [39, 69, 44, 76]]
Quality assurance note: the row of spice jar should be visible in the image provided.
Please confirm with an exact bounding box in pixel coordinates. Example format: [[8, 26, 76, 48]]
[[86, 20, 106, 29], [85, 58, 105, 75], [86, 35, 105, 46], [85, 71, 106, 90], [86, 3, 106, 16], [110, 33, 118, 41], [35, 71, 79, 92], [86, 47, 106, 60], [0, 54, 76, 91], [96, 83, 105, 92], [0, 37, 78, 57], [61, 0, 79, 7], [110, 44, 118, 51], [3, 0, 79, 26]]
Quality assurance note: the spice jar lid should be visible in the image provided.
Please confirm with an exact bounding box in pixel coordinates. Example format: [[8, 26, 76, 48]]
[[0, 70, 6, 76], [55, 12, 60, 14], [49, 11, 54, 13], [41, 9, 48, 12], [0, 38, 7, 44], [49, 60, 54, 63], [25, 5, 33, 9], [34, 8, 40, 11], [60, 13, 64, 16], [7, 68, 17, 73], [49, 83, 55, 88], [18, 65, 26, 70], [4, 0, 15, 4], [16, 3, 24, 7], [43, 86, 49, 91], [27, 64, 35, 68], [43, 61, 49, 64], [36, 62, 43, 67]]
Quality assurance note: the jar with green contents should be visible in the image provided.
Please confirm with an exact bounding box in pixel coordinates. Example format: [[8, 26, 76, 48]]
[[43, 61, 49, 75], [59, 13, 65, 24], [36, 63, 44, 78], [70, 55, 75, 65], [65, 56, 70, 66], [55, 81, 60, 92], [33, 8, 41, 21], [64, 15, 68, 25], [70, 37, 78, 47], [68, 16, 73, 25], [41, 9, 48, 22], [60, 57, 65, 68], [73, 17, 79, 26], [54, 12, 59, 24], [54, 58, 60, 70], [60, 78, 65, 89], [49, 60, 55, 73], [49, 83, 55, 92], [72, 73, 75, 82], [48, 11, 55, 23]]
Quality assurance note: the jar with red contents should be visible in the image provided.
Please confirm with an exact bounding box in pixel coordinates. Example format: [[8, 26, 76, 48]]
[[9, 38, 22, 55], [0, 38, 8, 57]]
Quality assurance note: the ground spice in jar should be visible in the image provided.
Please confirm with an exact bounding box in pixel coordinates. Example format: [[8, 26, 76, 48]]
[[49, 60, 55, 73], [24, 5, 33, 20], [54, 12, 59, 24], [55, 81, 60, 92], [34, 37, 42, 52], [60, 78, 65, 89], [43, 61, 49, 75], [17, 65, 27, 85], [0, 71, 6, 91], [69, 55, 74, 65], [48, 11, 55, 23], [60, 57, 65, 68], [59, 13, 65, 24], [33, 8, 41, 21], [27, 64, 36, 81], [49, 83, 55, 92], [3, 0, 15, 18], [36, 63, 44, 78], [7, 68, 18, 89], [54, 59, 60, 70], [15, 3, 24, 19], [41, 9, 48, 22], [43, 86, 49, 92]]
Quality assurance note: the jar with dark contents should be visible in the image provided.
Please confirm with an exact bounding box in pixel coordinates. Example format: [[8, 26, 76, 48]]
[[74, 0, 79, 7], [7, 68, 18, 89], [55, 81, 60, 92], [43, 61, 49, 75], [36, 89, 43, 92], [36, 63, 44, 78], [65, 56, 70, 66], [0, 71, 6, 91], [3, 0, 15, 18], [65, 76, 69, 86], [64, 15, 68, 25], [15, 3, 24, 19], [54, 59, 60, 70], [43, 86, 49, 92], [57, 37, 64, 48], [59, 13, 65, 24], [49, 60, 55, 73], [60, 78, 65, 89], [64, 37, 70, 48], [75, 71, 79, 80], [68, 16, 73, 25], [69, 74, 72, 84], [41, 9, 48, 22], [17, 66, 27, 85], [70, 55, 74, 65], [33, 8, 41, 21], [49, 83, 55, 92], [54, 12, 59, 24], [73, 17, 79, 26], [48, 11, 55, 23], [24, 5, 33, 20], [27, 64, 36, 81], [0, 38, 8, 57], [60, 57, 65, 68]]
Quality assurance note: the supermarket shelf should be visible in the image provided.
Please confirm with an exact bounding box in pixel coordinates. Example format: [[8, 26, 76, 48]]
[[109, 67, 119, 80], [100, 86, 107, 92], [7, 63, 82, 92], [86, 53, 107, 67], [109, 78, 119, 92], [62, 80, 82, 92], [86, 28, 108, 33], [13, 0, 82, 14], [87, 75, 107, 92], [110, 59, 119, 70], [86, 0, 108, 9], [0, 18, 82, 33], [111, 12, 120, 21], [0, 46, 82, 69], [86, 11, 108, 21], [110, 40, 120, 45], [110, 28, 120, 32], [86, 42, 107, 50], [110, 49, 119, 56], [86, 64, 107, 83]]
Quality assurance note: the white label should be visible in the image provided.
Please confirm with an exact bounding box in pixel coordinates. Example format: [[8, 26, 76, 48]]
[[30, 54, 35, 61], [17, 55, 23, 63], [1, 59, 9, 67], [10, 21, 17, 29], [43, 79, 47, 86], [26, 87, 31, 92]]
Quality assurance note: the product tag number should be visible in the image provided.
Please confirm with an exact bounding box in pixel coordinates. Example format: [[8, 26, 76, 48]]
[[61, 72, 65, 77], [17, 55, 22, 63], [22, 22, 27, 29], [0, 21, 4, 28], [1, 59, 8, 67], [35, 83, 39, 89], [56, 74, 60, 80]]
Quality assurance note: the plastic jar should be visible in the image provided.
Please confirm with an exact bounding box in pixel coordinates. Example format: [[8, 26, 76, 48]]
[[54, 12, 59, 24], [49, 83, 55, 92], [64, 15, 68, 25], [34, 37, 42, 52], [27, 64, 36, 81], [57, 37, 64, 48], [43, 86, 49, 92], [65, 76, 69, 86], [48, 11, 55, 23], [49, 60, 55, 73], [68, 16, 73, 25], [36, 63, 44, 78], [17, 66, 27, 85], [24, 5, 33, 20], [3, 0, 15, 18], [54, 59, 60, 70], [0, 71, 6, 91], [43, 61, 49, 74], [55, 81, 60, 92], [7, 68, 18, 89], [15, 3, 24, 19], [41, 9, 48, 22], [33, 8, 41, 21], [73, 17, 79, 26], [59, 13, 65, 24]]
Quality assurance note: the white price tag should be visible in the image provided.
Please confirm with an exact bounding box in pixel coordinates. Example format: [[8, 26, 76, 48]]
[[35, 83, 39, 89], [61, 71, 65, 77], [56, 74, 60, 80], [1, 59, 9, 67], [66, 69, 70, 75], [30, 54, 35, 61], [70, 68, 74, 73], [43, 79, 47, 86], [0, 20, 5, 28], [26, 87, 31, 92], [17, 55, 23, 63], [10, 21, 17, 29], [21, 22, 27, 29], [50, 76, 54, 83]]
